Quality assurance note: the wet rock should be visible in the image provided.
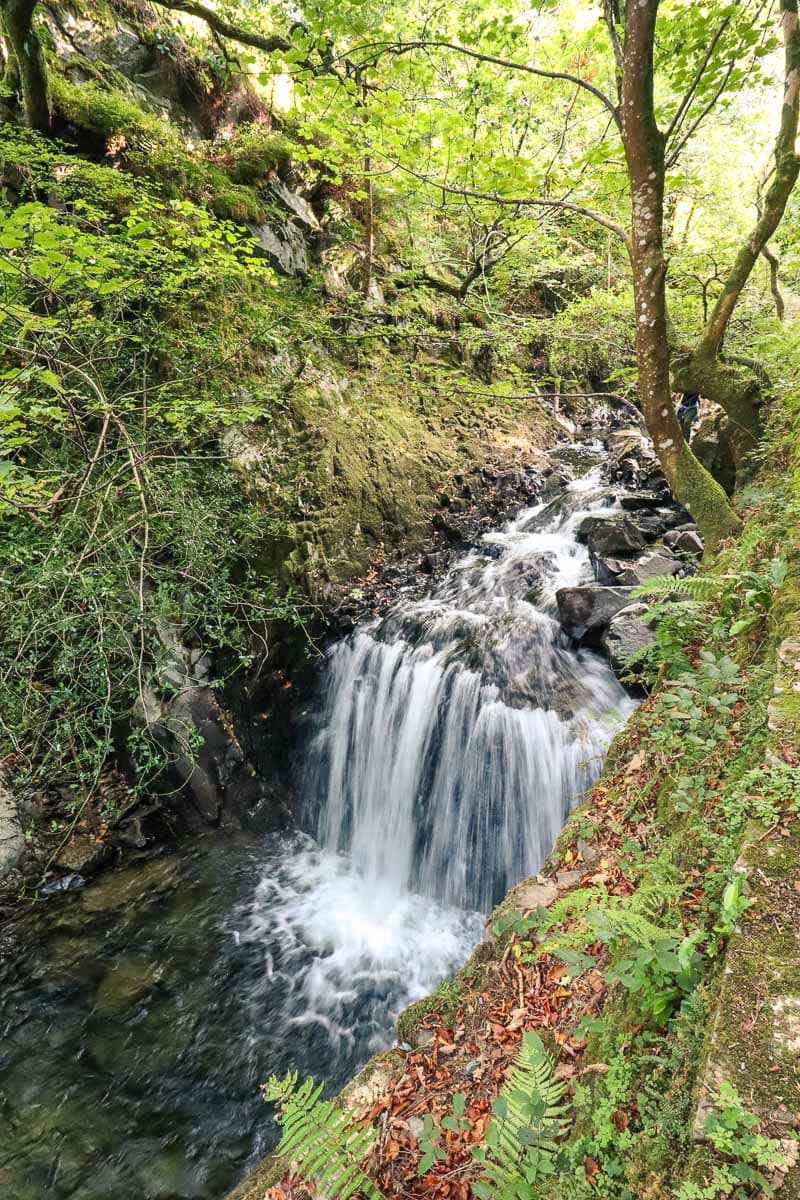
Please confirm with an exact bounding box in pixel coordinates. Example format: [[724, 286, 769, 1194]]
[[540, 467, 573, 499], [577, 515, 646, 556], [419, 551, 451, 576], [589, 517, 647, 558], [614, 548, 681, 587], [664, 528, 704, 556], [619, 491, 666, 512], [616, 457, 641, 486], [644, 469, 670, 494], [602, 604, 656, 673], [629, 510, 670, 541], [113, 805, 169, 850], [591, 547, 679, 587], [556, 585, 636, 642], [607, 428, 656, 483], [39, 873, 86, 896], [56, 831, 115, 877]]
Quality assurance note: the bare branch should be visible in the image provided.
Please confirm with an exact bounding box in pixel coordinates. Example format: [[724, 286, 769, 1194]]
[[602, 0, 624, 77]]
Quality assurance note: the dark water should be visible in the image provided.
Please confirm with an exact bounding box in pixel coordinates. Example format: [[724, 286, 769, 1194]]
[[0, 831, 480, 1200]]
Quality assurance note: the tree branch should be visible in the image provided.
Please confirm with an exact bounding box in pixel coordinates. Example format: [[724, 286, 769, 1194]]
[[665, 60, 735, 168], [148, 0, 290, 54], [383, 155, 630, 249], [665, 13, 734, 143], [341, 38, 621, 125]]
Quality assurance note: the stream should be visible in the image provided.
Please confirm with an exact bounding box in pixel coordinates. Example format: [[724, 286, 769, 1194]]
[[0, 442, 637, 1200]]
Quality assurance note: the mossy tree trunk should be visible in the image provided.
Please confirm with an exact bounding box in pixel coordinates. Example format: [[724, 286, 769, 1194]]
[[0, 0, 49, 131], [675, 0, 800, 473], [618, 0, 741, 547]]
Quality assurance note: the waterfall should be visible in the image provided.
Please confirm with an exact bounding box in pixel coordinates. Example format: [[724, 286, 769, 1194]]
[[303, 462, 635, 910], [242, 453, 637, 1058]]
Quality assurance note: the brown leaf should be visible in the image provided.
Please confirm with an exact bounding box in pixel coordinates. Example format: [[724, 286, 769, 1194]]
[[506, 1007, 527, 1032], [385, 1139, 401, 1160], [584, 1155, 601, 1185]]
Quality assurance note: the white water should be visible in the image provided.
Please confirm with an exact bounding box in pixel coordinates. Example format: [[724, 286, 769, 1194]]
[[241, 453, 637, 1057]]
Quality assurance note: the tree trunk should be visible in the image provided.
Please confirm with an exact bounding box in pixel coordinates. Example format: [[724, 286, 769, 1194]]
[[0, 0, 49, 131], [677, 0, 800, 468], [619, 0, 741, 547], [363, 164, 374, 300]]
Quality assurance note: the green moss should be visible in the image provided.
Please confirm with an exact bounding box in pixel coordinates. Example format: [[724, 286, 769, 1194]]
[[674, 439, 743, 549], [47, 75, 266, 220], [214, 124, 296, 185]]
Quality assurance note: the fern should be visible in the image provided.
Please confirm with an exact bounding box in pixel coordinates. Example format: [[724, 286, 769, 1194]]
[[471, 1032, 571, 1198], [265, 1072, 384, 1200], [630, 574, 728, 600]]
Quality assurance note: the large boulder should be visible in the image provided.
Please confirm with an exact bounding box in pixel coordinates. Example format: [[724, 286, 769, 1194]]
[[619, 492, 668, 512], [577, 515, 646, 556], [602, 604, 656, 673], [664, 528, 704, 557], [592, 547, 680, 587], [556, 585, 636, 643]]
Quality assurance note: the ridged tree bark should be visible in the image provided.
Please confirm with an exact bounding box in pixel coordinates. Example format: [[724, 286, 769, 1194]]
[[618, 0, 742, 546], [674, 0, 800, 473], [0, 0, 49, 131]]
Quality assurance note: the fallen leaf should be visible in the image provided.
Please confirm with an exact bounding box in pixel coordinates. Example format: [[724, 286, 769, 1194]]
[[584, 1155, 601, 1185]]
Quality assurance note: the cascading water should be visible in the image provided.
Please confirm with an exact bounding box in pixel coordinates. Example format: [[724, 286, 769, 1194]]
[[0, 444, 639, 1200], [243, 450, 637, 1059]]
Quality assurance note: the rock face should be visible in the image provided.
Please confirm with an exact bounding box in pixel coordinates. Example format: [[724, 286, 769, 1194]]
[[602, 604, 656, 672], [556, 585, 636, 642], [247, 220, 309, 276]]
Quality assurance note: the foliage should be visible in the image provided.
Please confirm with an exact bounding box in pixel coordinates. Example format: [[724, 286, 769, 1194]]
[[677, 1082, 787, 1200], [264, 1072, 384, 1200], [0, 134, 315, 802], [418, 1093, 470, 1173], [471, 1032, 571, 1198]]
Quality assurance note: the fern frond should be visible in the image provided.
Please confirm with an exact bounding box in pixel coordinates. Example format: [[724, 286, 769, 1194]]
[[631, 574, 728, 600], [472, 1032, 571, 1196], [265, 1073, 383, 1200]]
